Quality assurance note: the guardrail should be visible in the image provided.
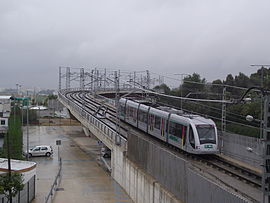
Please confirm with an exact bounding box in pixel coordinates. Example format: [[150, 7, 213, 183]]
[[44, 158, 62, 203], [58, 90, 127, 147]]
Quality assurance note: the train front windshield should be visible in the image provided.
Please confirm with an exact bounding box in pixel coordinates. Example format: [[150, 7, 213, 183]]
[[196, 125, 216, 144]]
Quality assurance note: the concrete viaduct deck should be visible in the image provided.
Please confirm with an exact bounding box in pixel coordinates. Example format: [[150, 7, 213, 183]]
[[58, 89, 254, 203]]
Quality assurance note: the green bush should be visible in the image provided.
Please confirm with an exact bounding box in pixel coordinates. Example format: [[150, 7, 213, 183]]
[[1, 106, 23, 160]]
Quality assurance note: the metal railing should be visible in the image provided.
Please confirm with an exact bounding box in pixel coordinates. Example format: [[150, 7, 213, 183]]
[[58, 90, 127, 146], [44, 158, 62, 203]]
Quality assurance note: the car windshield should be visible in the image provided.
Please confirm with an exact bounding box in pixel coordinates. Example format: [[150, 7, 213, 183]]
[[196, 125, 216, 144]]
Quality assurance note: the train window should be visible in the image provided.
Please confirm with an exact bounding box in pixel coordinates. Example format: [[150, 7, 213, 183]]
[[196, 125, 216, 144], [138, 110, 143, 121], [129, 107, 133, 118], [120, 104, 125, 117], [154, 116, 161, 129], [169, 122, 182, 138], [189, 126, 195, 148], [149, 114, 154, 131], [138, 110, 147, 123], [143, 112, 148, 123], [133, 108, 137, 121]]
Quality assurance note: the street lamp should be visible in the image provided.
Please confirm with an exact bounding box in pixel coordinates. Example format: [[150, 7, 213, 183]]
[[240, 86, 269, 203], [250, 65, 270, 140]]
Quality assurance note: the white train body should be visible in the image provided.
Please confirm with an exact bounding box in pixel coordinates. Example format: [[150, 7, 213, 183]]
[[119, 98, 219, 154]]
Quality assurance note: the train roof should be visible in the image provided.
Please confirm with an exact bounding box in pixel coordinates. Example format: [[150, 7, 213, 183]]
[[120, 98, 215, 126], [188, 115, 215, 125]]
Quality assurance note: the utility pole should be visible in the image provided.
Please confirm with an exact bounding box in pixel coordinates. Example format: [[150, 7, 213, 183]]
[[16, 84, 19, 96], [146, 70, 150, 89], [66, 67, 70, 90], [241, 85, 270, 203], [6, 130, 12, 203], [174, 74, 189, 110], [97, 69, 100, 91], [26, 101, 29, 161], [13, 99, 16, 124], [221, 87, 226, 132], [250, 64, 270, 140], [104, 68, 106, 91], [115, 71, 121, 145], [80, 68, 85, 90], [91, 69, 94, 92], [133, 71, 136, 89], [263, 95, 270, 203], [59, 67, 62, 90]]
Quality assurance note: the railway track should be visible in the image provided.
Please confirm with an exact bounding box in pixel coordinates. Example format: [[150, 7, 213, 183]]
[[64, 90, 128, 139], [197, 155, 261, 188], [62, 89, 262, 190]]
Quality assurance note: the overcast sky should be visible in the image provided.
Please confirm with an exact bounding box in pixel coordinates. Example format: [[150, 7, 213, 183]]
[[1, 0, 270, 89]]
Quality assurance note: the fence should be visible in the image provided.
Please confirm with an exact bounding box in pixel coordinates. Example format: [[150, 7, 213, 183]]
[[219, 131, 262, 169], [127, 130, 250, 203], [0, 175, 35, 203], [58, 89, 127, 147], [44, 158, 62, 203]]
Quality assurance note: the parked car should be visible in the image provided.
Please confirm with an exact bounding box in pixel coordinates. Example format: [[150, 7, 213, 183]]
[[24, 145, 53, 157], [101, 146, 111, 158]]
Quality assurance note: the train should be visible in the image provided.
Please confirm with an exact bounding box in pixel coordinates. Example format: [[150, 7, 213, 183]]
[[119, 98, 219, 154]]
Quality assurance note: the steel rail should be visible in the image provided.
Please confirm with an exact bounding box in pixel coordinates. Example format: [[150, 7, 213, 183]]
[[63, 89, 262, 189]]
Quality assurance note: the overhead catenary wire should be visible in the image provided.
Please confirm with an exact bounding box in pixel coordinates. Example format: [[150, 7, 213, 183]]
[[135, 86, 234, 104]]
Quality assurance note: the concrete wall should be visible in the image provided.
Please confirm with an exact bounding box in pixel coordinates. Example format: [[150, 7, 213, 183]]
[[112, 145, 182, 203], [59, 90, 251, 203], [125, 130, 250, 203], [59, 91, 182, 203]]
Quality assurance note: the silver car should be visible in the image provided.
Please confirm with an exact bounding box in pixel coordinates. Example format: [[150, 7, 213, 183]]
[[25, 145, 53, 157]]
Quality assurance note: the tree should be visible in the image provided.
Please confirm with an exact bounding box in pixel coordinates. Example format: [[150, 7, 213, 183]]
[[224, 74, 234, 86], [234, 72, 250, 88], [182, 73, 206, 97], [211, 79, 223, 94], [153, 83, 171, 94], [0, 172, 24, 201]]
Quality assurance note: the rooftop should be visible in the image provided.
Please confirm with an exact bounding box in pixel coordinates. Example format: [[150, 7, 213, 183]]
[[0, 158, 36, 173], [0, 96, 11, 100]]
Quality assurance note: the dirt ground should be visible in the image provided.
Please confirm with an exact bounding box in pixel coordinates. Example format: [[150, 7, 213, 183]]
[[38, 118, 81, 126]]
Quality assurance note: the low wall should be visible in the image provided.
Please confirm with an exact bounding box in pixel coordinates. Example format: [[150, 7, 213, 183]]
[[112, 145, 181, 203], [119, 130, 250, 203]]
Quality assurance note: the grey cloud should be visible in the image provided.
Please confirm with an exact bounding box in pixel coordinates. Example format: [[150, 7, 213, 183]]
[[1, 0, 270, 88]]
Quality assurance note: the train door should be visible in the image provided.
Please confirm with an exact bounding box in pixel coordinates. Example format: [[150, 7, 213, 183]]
[[187, 125, 196, 152], [167, 121, 183, 148], [161, 118, 166, 138], [182, 126, 187, 151]]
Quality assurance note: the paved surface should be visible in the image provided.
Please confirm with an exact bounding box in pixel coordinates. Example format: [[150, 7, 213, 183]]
[[23, 126, 132, 203]]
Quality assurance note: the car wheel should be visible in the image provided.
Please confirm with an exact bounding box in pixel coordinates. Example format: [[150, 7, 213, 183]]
[[28, 153, 32, 158], [46, 152, 51, 157]]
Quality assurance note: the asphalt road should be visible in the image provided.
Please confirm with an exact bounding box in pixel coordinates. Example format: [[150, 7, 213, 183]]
[[23, 126, 132, 203]]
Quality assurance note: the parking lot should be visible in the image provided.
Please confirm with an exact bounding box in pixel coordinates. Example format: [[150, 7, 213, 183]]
[[23, 126, 132, 203]]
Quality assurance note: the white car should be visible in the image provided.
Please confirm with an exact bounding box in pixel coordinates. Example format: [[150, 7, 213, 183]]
[[25, 145, 53, 157]]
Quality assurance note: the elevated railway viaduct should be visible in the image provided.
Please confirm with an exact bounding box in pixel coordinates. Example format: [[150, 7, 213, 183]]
[[58, 88, 259, 203]]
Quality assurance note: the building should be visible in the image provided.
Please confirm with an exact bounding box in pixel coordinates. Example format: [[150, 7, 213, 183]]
[[0, 158, 36, 202], [0, 96, 11, 134]]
